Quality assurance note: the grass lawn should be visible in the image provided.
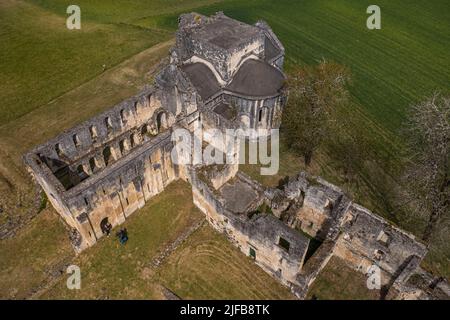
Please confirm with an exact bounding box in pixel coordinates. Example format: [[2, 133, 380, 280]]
[[0, 207, 74, 299], [239, 138, 307, 188], [156, 224, 295, 299], [306, 256, 380, 300], [0, 0, 172, 126]]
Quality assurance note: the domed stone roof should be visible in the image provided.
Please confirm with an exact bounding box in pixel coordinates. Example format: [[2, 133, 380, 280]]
[[226, 59, 285, 97]]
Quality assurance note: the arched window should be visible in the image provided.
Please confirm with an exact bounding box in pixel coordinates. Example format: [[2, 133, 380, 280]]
[[72, 134, 81, 147], [89, 158, 96, 172], [120, 109, 126, 124], [89, 125, 98, 140], [130, 133, 135, 148], [119, 140, 126, 155], [100, 217, 111, 235], [105, 117, 113, 134], [147, 94, 152, 106], [156, 112, 167, 132], [258, 109, 263, 122], [103, 146, 112, 166], [55, 143, 62, 156], [141, 124, 148, 135], [77, 164, 89, 181]]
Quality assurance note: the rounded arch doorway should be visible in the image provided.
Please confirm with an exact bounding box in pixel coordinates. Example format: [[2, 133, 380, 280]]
[[156, 111, 167, 132], [100, 217, 112, 236]]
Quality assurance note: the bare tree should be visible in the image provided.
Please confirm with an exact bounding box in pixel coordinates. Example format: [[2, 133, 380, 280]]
[[401, 93, 450, 242], [282, 60, 350, 166]]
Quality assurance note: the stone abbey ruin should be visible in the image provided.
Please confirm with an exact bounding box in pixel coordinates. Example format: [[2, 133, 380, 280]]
[[24, 12, 449, 299]]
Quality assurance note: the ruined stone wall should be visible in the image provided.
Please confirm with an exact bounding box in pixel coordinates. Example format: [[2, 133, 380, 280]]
[[266, 173, 346, 240], [204, 164, 239, 191], [294, 180, 344, 240], [255, 20, 285, 70], [34, 88, 155, 166], [61, 132, 178, 250], [394, 266, 450, 300], [333, 203, 428, 286], [176, 13, 265, 83], [190, 168, 309, 295], [226, 171, 431, 297], [25, 86, 179, 192], [180, 33, 229, 81], [23, 60, 199, 251], [25, 155, 74, 223], [226, 37, 265, 80]]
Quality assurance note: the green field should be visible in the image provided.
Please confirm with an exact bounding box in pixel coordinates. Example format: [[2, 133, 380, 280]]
[[139, 0, 450, 133], [0, 0, 449, 298], [2, 0, 448, 129]]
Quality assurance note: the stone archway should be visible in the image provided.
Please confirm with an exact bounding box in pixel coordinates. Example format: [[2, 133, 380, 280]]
[[103, 146, 112, 166], [100, 217, 112, 235], [156, 111, 167, 132]]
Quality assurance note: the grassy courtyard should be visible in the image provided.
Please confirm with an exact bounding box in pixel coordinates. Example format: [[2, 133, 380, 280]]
[[0, 207, 73, 299], [156, 224, 295, 300], [306, 256, 380, 300]]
